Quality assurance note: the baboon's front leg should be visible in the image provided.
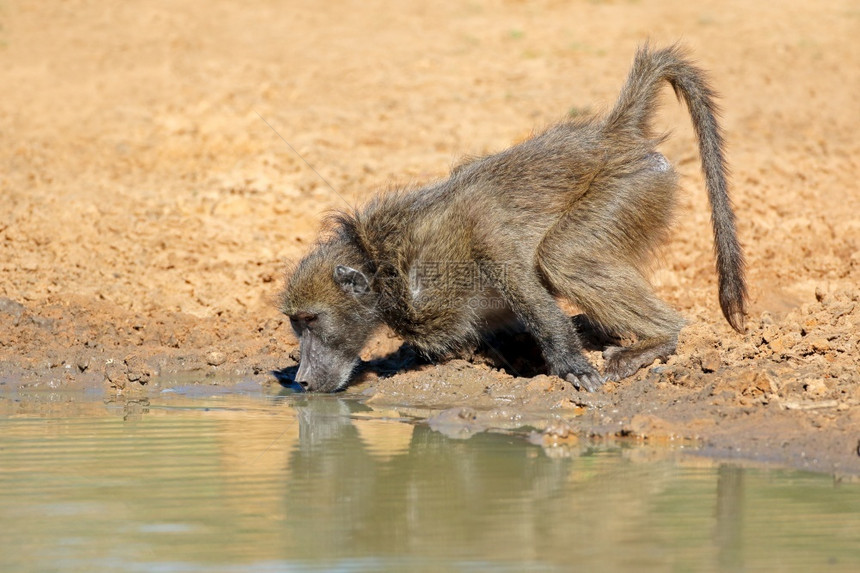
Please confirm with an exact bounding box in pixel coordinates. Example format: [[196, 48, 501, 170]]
[[488, 264, 605, 391]]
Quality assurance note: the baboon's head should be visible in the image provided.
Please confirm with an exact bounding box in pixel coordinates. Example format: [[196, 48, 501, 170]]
[[280, 241, 380, 392]]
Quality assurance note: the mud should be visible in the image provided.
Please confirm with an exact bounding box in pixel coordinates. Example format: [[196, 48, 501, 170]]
[[1, 1, 859, 475]]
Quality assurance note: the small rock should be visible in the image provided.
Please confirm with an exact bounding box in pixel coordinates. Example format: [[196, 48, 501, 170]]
[[754, 370, 779, 394], [760, 324, 779, 344], [804, 378, 828, 397], [769, 333, 800, 355], [699, 350, 721, 373], [814, 286, 827, 303], [125, 355, 151, 384], [809, 338, 831, 354], [105, 360, 126, 389], [801, 316, 819, 333], [206, 351, 227, 366], [76, 355, 90, 373]]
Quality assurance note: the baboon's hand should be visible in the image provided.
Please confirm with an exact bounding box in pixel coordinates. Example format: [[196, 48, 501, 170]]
[[549, 354, 605, 392], [564, 370, 605, 393]]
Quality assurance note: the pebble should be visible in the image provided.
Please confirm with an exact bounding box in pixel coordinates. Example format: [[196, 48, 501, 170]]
[[206, 351, 227, 366], [699, 350, 721, 373]]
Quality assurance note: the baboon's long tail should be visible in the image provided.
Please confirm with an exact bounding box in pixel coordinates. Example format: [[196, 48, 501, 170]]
[[603, 44, 747, 332]]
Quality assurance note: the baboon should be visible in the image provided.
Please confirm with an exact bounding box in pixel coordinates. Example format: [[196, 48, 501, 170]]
[[280, 45, 746, 393]]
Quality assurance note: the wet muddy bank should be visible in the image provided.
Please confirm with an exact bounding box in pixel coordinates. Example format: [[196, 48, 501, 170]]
[[2, 294, 859, 477]]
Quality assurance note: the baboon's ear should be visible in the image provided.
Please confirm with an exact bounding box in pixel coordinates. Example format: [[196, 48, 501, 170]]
[[333, 265, 370, 295]]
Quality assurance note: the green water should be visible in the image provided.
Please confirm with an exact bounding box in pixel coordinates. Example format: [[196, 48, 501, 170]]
[[0, 386, 858, 572]]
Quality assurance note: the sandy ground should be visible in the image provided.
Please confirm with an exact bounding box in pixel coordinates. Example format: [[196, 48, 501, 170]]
[[2, 0, 859, 474]]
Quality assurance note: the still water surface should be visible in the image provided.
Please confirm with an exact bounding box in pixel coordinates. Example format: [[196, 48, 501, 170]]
[[1, 386, 858, 572]]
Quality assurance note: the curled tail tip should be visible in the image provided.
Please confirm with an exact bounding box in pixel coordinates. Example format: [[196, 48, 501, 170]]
[[720, 296, 747, 334], [727, 310, 746, 334], [719, 280, 748, 334]]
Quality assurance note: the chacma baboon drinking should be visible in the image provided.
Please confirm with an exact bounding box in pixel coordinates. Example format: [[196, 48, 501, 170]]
[[280, 44, 746, 393]]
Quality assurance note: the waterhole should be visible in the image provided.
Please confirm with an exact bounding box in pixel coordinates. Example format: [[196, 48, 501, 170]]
[[1, 385, 858, 572]]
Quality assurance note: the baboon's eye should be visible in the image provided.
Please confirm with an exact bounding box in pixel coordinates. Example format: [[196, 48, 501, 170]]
[[290, 312, 319, 330]]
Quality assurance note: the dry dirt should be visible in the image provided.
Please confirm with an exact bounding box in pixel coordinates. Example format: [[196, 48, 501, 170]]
[[2, 1, 859, 474]]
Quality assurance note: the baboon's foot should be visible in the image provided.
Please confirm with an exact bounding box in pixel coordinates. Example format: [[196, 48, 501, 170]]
[[602, 335, 678, 381]]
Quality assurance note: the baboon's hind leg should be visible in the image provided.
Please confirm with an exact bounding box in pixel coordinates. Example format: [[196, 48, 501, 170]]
[[539, 235, 684, 381], [538, 156, 684, 381], [566, 264, 683, 381]]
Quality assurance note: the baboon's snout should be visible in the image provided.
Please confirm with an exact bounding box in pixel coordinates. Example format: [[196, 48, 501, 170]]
[[294, 360, 313, 390], [293, 333, 357, 393]]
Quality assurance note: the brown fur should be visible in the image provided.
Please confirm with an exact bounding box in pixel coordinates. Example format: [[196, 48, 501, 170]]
[[280, 44, 747, 392]]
